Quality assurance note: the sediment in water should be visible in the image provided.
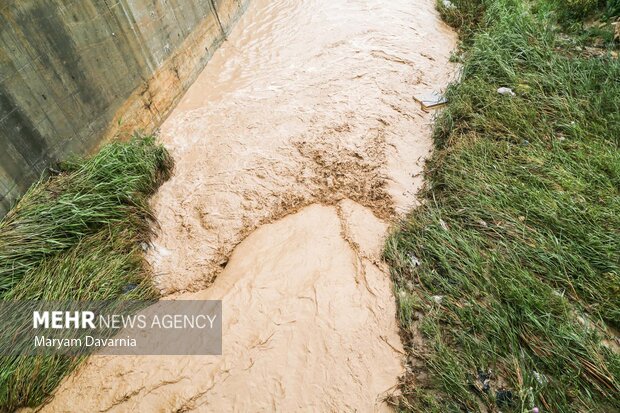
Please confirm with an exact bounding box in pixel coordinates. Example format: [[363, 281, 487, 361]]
[[41, 202, 403, 412], [38, 0, 457, 410]]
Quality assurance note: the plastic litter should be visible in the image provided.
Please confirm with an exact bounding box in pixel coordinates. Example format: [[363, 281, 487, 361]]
[[497, 87, 516, 96], [439, 218, 449, 231], [431, 295, 444, 304], [442, 0, 455, 9], [533, 370, 547, 385], [477, 369, 491, 393], [413, 91, 448, 111], [408, 253, 421, 267]]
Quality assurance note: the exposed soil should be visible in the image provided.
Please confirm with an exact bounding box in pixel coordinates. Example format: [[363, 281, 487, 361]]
[[38, 0, 456, 410]]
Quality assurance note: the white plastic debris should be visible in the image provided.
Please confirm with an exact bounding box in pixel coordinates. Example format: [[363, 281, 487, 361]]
[[533, 371, 547, 385], [442, 0, 455, 9], [413, 91, 448, 111], [439, 218, 449, 231], [431, 295, 444, 304], [408, 253, 421, 267], [497, 87, 516, 96]]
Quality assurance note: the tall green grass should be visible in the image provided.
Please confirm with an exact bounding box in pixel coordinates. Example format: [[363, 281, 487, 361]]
[[386, 0, 619, 411], [0, 136, 172, 410]]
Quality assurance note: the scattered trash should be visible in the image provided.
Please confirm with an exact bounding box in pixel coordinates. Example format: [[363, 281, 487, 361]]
[[439, 218, 449, 231], [122, 283, 137, 294], [413, 91, 448, 111], [431, 295, 444, 304], [441, 0, 455, 9], [496, 389, 515, 408], [140, 241, 149, 251], [532, 407, 540, 413], [482, 379, 490, 392], [497, 87, 516, 96], [408, 253, 421, 267], [521, 139, 529, 146], [478, 219, 488, 228], [532, 370, 547, 385], [477, 369, 491, 393]]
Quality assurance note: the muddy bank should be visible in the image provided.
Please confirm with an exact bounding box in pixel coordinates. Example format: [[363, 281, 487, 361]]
[[38, 0, 456, 410]]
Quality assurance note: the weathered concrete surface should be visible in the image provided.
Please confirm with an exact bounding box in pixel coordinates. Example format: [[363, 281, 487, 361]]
[[0, 0, 247, 217]]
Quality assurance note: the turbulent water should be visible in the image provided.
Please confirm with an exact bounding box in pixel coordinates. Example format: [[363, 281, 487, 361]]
[[39, 0, 456, 411]]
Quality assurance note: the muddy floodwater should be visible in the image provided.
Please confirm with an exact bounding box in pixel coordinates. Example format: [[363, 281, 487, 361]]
[[40, 0, 456, 411]]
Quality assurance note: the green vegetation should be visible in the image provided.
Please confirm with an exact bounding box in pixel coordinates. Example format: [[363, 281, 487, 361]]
[[386, 0, 619, 411], [0, 136, 172, 410]]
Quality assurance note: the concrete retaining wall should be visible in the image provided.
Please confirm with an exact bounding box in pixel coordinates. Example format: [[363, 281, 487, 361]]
[[0, 0, 247, 217]]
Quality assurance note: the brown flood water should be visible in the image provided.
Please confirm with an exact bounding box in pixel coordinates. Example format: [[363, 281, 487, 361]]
[[38, 0, 456, 411]]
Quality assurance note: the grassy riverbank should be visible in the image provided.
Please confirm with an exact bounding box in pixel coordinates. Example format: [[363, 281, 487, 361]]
[[386, 0, 619, 411], [0, 137, 172, 410]]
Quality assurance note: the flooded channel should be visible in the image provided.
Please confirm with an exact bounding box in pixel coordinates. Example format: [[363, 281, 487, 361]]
[[39, 0, 456, 410]]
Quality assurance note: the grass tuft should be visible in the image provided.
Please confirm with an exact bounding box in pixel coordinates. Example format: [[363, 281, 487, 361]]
[[0, 136, 172, 410]]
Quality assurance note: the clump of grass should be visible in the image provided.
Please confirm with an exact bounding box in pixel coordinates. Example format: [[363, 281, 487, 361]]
[[0, 136, 172, 294], [436, 0, 488, 40], [546, 0, 620, 22], [386, 0, 619, 411], [554, 0, 603, 20], [0, 136, 172, 410]]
